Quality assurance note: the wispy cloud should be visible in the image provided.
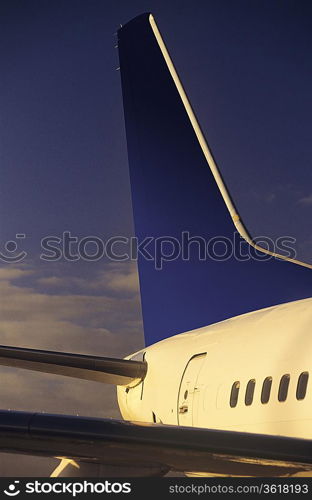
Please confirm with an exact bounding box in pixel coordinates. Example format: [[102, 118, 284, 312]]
[[91, 262, 140, 294], [0, 261, 143, 418], [297, 194, 312, 206], [0, 261, 144, 475], [36, 261, 140, 296]]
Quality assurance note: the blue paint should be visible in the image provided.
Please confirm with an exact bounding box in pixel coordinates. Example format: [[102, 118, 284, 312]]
[[119, 14, 312, 346]]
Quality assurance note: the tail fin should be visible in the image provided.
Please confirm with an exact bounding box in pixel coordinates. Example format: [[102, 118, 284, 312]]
[[118, 13, 312, 346]]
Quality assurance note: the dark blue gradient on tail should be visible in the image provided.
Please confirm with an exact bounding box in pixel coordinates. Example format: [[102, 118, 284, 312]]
[[118, 13, 311, 346]]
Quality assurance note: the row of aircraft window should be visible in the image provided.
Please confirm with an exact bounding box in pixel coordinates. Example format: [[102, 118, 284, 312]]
[[230, 372, 309, 408]]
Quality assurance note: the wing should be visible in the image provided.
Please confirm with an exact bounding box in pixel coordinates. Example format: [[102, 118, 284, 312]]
[[0, 409, 312, 477], [0, 345, 146, 386]]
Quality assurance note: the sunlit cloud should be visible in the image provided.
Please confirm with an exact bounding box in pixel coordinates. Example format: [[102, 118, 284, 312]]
[[0, 260, 143, 413], [0, 260, 144, 474]]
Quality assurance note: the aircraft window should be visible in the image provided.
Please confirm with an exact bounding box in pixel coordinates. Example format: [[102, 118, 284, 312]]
[[245, 379, 256, 406], [261, 377, 272, 404], [296, 372, 309, 400], [278, 374, 290, 402], [230, 381, 240, 408]]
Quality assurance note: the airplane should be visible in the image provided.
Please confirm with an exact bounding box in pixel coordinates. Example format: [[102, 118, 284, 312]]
[[0, 12, 312, 477]]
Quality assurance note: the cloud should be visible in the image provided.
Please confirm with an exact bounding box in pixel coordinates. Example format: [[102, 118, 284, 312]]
[[0, 267, 33, 281], [36, 261, 140, 296], [0, 261, 144, 475], [264, 193, 276, 203], [245, 189, 276, 204], [246, 183, 307, 206], [297, 194, 312, 206], [0, 252, 207, 477], [0, 262, 143, 354], [92, 262, 140, 294], [36, 276, 65, 287]]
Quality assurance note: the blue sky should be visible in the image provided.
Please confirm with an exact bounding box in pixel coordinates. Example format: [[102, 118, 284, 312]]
[[0, 0, 311, 475], [1, 0, 312, 262]]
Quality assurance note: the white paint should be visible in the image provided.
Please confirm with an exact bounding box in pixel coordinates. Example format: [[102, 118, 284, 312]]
[[118, 297, 312, 443]]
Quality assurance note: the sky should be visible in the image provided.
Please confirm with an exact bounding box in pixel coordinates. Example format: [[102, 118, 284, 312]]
[[0, 0, 311, 475]]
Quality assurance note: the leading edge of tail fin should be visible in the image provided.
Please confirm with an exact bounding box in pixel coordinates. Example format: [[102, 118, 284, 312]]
[[118, 14, 312, 346]]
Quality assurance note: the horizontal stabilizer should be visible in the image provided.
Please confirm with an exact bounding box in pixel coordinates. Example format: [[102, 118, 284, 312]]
[[0, 409, 312, 476], [0, 345, 147, 386]]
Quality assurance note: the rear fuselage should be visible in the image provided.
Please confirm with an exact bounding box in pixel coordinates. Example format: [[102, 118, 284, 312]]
[[118, 298, 312, 439]]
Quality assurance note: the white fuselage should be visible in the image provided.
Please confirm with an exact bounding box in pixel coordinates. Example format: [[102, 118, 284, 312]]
[[118, 297, 312, 440]]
